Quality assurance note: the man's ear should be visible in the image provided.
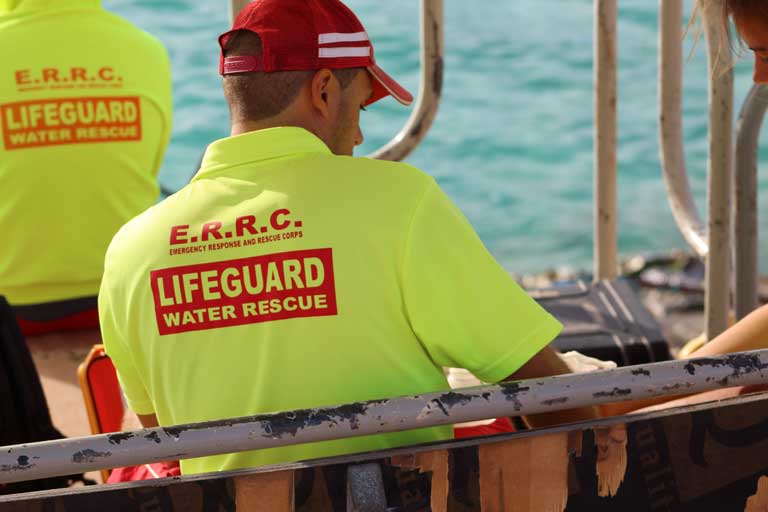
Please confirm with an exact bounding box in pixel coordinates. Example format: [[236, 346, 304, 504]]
[[310, 69, 337, 119]]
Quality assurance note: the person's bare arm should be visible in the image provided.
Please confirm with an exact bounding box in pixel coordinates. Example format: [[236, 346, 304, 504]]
[[690, 305, 768, 357], [505, 346, 599, 428], [137, 413, 159, 428], [601, 305, 768, 417]]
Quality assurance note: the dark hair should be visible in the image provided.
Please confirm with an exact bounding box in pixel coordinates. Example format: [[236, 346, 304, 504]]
[[723, 0, 768, 52], [222, 30, 362, 122]]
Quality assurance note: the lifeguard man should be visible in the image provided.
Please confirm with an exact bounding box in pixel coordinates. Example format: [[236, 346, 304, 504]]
[[100, 0, 593, 475], [0, 0, 172, 335]]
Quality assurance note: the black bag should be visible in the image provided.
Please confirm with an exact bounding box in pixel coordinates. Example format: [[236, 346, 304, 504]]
[[0, 296, 89, 494], [530, 278, 671, 366]]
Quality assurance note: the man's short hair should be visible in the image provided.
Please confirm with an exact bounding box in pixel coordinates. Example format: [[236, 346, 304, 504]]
[[222, 30, 362, 122]]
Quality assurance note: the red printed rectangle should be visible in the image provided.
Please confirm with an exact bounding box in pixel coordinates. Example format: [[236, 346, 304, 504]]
[[150, 248, 338, 335], [1, 96, 141, 150]]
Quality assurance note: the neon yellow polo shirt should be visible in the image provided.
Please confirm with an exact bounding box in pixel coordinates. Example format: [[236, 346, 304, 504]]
[[100, 127, 561, 475], [0, 0, 172, 305]]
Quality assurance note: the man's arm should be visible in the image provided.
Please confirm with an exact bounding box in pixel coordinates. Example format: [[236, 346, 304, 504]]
[[690, 304, 768, 357], [505, 346, 599, 428], [601, 304, 768, 417], [100, 244, 160, 432], [400, 180, 587, 426], [137, 413, 159, 428]]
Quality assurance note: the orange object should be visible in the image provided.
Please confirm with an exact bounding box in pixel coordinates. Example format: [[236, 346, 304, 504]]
[[77, 344, 125, 482]]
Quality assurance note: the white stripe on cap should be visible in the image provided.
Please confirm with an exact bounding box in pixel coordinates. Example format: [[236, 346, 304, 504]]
[[319, 47, 371, 58], [318, 31, 369, 44]]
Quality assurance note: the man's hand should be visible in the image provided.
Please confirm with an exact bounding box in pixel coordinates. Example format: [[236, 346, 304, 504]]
[[504, 346, 599, 428]]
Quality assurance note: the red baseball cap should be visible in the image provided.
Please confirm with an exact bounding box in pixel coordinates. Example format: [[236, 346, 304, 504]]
[[218, 0, 413, 107]]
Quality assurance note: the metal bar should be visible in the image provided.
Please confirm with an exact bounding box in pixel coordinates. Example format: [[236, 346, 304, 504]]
[[3, 350, 768, 484], [368, 0, 444, 161], [702, 0, 734, 339], [228, 0, 250, 22], [734, 84, 768, 320], [594, 0, 618, 280], [658, 0, 709, 258]]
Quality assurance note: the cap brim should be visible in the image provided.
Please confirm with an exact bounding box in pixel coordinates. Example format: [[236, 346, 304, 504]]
[[755, 53, 768, 84], [365, 64, 413, 107]]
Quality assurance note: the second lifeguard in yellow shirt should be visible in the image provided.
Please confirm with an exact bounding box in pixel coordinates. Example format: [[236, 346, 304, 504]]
[[0, 0, 172, 332]]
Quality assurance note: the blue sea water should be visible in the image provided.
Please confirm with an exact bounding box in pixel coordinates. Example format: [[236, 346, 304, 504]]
[[103, 0, 767, 274]]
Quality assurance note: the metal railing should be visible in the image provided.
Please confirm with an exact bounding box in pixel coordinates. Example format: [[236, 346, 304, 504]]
[[367, 0, 444, 161], [594, 0, 618, 281], [734, 84, 768, 320], [702, 0, 735, 340], [658, 0, 708, 260], [2, 350, 768, 484], [658, 0, 734, 340]]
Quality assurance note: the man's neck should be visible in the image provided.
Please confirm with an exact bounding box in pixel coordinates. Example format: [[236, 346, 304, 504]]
[[231, 117, 323, 142], [231, 120, 269, 137]]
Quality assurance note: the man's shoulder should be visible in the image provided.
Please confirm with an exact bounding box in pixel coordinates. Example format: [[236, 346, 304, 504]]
[[325, 155, 436, 194], [96, 11, 167, 54], [340, 155, 425, 174], [0, 8, 167, 56], [105, 199, 170, 266]]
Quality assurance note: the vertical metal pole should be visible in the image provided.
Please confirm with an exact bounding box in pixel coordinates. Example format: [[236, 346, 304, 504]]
[[229, 0, 250, 22], [594, 0, 618, 281], [701, 0, 734, 339], [734, 84, 768, 319]]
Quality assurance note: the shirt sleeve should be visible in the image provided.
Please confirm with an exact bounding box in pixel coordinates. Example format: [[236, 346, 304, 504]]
[[99, 251, 155, 415], [401, 179, 563, 383]]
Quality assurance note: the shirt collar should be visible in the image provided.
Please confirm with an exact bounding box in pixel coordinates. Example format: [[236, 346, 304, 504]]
[[193, 127, 332, 182]]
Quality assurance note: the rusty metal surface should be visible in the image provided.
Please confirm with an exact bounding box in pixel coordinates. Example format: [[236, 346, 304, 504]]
[[2, 350, 768, 485]]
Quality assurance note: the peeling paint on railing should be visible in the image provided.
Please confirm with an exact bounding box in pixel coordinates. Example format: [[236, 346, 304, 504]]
[[2, 350, 768, 484]]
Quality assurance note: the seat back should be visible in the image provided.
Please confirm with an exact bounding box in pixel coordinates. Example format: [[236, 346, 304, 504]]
[[78, 344, 124, 482], [78, 345, 124, 435]]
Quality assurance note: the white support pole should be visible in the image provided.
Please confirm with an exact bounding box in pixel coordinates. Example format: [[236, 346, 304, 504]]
[[734, 84, 768, 320], [659, 0, 709, 259], [594, 0, 618, 281], [368, 0, 444, 161], [701, 0, 734, 340]]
